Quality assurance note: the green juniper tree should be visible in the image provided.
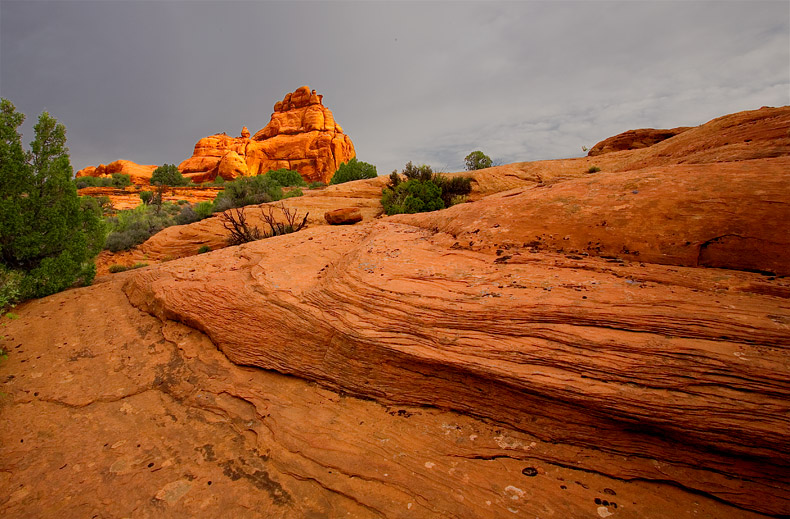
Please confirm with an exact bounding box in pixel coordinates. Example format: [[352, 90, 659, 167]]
[[464, 150, 493, 171], [0, 99, 104, 302]]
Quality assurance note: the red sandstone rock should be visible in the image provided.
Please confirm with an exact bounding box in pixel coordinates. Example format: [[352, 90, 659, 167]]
[[177, 86, 356, 184], [324, 207, 363, 225], [588, 127, 691, 156], [2, 277, 771, 518], [75, 159, 158, 185]]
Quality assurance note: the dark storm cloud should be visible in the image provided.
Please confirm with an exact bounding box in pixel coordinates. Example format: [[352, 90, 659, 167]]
[[1, 1, 787, 176]]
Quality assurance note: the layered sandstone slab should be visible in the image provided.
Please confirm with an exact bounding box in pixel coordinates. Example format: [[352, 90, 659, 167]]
[[177, 86, 356, 184], [2, 276, 769, 518], [124, 217, 790, 516], [75, 159, 158, 185]]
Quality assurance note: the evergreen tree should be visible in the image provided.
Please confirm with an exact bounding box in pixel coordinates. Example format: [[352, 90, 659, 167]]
[[464, 150, 493, 171], [0, 99, 104, 301]]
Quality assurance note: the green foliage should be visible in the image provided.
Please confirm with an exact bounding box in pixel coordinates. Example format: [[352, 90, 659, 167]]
[[151, 164, 189, 187], [330, 158, 378, 185], [587, 165, 601, 173], [111, 173, 132, 188], [0, 99, 105, 299], [198, 245, 212, 254], [263, 168, 306, 187], [308, 181, 326, 189], [282, 187, 303, 199], [104, 204, 173, 252], [381, 162, 474, 215], [464, 151, 493, 171], [213, 175, 283, 212], [382, 179, 444, 216], [75, 173, 131, 189], [432, 175, 475, 208], [139, 190, 153, 205], [0, 266, 23, 311], [193, 201, 214, 220], [402, 161, 434, 182]]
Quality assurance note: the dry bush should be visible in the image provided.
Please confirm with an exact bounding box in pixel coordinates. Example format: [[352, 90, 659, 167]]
[[220, 204, 308, 246]]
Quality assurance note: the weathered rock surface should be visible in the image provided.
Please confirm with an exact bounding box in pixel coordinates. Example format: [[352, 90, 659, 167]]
[[1, 277, 771, 518], [177, 86, 356, 184], [325, 207, 363, 225], [3, 106, 789, 518], [75, 159, 158, 185], [588, 127, 691, 156], [395, 158, 790, 275]]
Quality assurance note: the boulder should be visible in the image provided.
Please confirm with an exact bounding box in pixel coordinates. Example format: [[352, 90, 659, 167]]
[[216, 151, 249, 180], [324, 207, 363, 225]]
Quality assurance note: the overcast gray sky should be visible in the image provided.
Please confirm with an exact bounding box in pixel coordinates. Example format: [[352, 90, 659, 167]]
[[1, 0, 788, 175]]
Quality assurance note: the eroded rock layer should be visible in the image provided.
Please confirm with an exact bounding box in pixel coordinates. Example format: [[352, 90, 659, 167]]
[[2, 277, 770, 518], [123, 217, 790, 516], [588, 127, 691, 156]]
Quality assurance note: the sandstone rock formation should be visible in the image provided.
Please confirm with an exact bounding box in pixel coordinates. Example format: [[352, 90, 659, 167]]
[[588, 127, 691, 156], [2, 275, 774, 518], [177, 86, 356, 184], [75, 159, 158, 185], [3, 106, 789, 518]]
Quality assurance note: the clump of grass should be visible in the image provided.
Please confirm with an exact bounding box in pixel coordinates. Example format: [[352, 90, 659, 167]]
[[198, 245, 211, 254], [587, 166, 601, 173], [108, 262, 148, 274]]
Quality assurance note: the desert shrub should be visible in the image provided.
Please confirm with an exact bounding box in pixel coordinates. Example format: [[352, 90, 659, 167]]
[[587, 166, 601, 173], [263, 168, 306, 187], [111, 173, 132, 188], [381, 162, 474, 215], [464, 151, 493, 171], [151, 164, 189, 187], [193, 201, 214, 219], [283, 187, 303, 199], [75, 176, 112, 189], [198, 245, 211, 254], [0, 100, 105, 299], [174, 204, 200, 226], [308, 181, 326, 189], [139, 190, 153, 205], [381, 179, 444, 216], [220, 204, 309, 246], [177, 199, 188, 205], [0, 266, 23, 311], [432, 175, 475, 207], [402, 161, 434, 182], [108, 262, 147, 274], [330, 158, 378, 185], [213, 175, 283, 211], [104, 204, 172, 252]]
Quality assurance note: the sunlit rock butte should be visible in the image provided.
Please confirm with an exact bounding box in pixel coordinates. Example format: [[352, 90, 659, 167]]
[[179, 86, 356, 184]]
